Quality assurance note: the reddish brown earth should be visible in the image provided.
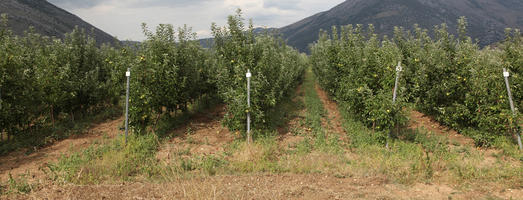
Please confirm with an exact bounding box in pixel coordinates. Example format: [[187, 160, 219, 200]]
[[276, 84, 308, 149], [407, 110, 516, 168], [0, 117, 123, 183], [1, 84, 521, 200], [8, 174, 522, 200], [408, 111, 474, 146], [157, 105, 236, 162], [315, 84, 346, 138]]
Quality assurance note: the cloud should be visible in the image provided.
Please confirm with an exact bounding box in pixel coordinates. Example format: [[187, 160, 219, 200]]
[[126, 0, 219, 8], [263, 0, 302, 10], [47, 0, 345, 41], [48, 0, 218, 9], [47, 0, 105, 9]]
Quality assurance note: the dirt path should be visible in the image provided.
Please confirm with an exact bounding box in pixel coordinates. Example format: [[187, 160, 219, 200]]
[[4, 80, 521, 199], [407, 110, 521, 168], [408, 111, 475, 146], [314, 84, 346, 137], [0, 117, 123, 182], [12, 173, 520, 200], [158, 83, 308, 160], [275, 84, 310, 149], [156, 105, 235, 162]]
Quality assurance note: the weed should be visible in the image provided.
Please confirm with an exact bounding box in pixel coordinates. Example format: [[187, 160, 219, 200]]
[[180, 158, 195, 172], [290, 126, 303, 136], [0, 183, 5, 195], [47, 134, 160, 184], [175, 148, 191, 156], [229, 136, 282, 173], [6, 173, 33, 194], [326, 134, 343, 154], [492, 136, 523, 160], [200, 155, 227, 175], [186, 136, 197, 144], [186, 127, 193, 135], [341, 109, 386, 148], [295, 137, 312, 155], [265, 87, 305, 132]]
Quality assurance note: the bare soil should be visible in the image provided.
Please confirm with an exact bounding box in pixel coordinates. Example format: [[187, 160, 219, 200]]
[[9, 174, 522, 200], [276, 84, 308, 149], [406, 110, 521, 168], [156, 105, 235, 162], [408, 111, 474, 146], [315, 84, 345, 137], [1, 85, 521, 199], [0, 117, 123, 183]]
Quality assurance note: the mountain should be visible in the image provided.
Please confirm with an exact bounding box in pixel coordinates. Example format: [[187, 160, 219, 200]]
[[0, 0, 118, 45], [279, 0, 523, 52], [198, 27, 279, 49]]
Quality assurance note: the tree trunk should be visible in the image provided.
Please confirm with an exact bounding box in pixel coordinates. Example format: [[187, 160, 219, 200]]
[[153, 112, 161, 133], [51, 105, 55, 128]]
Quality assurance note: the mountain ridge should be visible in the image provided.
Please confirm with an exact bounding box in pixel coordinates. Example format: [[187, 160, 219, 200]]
[[279, 0, 523, 52], [0, 0, 118, 45]]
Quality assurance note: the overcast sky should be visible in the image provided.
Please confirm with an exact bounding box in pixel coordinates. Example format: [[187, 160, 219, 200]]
[[47, 0, 345, 41]]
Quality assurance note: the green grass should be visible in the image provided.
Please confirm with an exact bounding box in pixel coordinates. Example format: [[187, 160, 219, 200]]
[[45, 69, 321, 182], [41, 67, 522, 194], [491, 135, 523, 161], [301, 68, 343, 153], [44, 134, 160, 184], [338, 102, 522, 186], [0, 172, 35, 195], [303, 69, 326, 134]]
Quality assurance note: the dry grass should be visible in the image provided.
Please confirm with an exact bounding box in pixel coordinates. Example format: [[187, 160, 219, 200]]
[[2, 70, 522, 199]]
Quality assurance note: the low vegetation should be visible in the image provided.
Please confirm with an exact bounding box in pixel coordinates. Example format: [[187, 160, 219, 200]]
[[311, 17, 523, 147], [29, 70, 520, 195], [0, 10, 521, 199]]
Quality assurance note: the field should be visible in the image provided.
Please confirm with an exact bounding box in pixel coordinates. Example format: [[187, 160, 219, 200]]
[[0, 12, 522, 199], [0, 69, 521, 199]]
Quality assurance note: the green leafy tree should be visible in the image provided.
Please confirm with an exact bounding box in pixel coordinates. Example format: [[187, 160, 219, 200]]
[[211, 9, 306, 135]]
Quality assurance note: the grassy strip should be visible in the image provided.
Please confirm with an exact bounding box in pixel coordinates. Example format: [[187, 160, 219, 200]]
[[297, 68, 343, 153], [41, 69, 334, 183], [43, 134, 160, 184], [302, 68, 326, 134], [339, 103, 522, 185], [0, 173, 34, 195], [35, 68, 521, 193]]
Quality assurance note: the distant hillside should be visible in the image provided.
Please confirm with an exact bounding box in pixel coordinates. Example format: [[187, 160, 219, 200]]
[[0, 0, 118, 45], [199, 27, 279, 49], [279, 0, 523, 52]]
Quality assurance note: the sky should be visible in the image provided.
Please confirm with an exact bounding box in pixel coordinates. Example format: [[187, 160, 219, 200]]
[[47, 0, 345, 41]]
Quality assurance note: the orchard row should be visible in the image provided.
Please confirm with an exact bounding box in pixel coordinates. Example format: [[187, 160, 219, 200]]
[[311, 17, 522, 147], [0, 11, 306, 144], [1, 13, 521, 148]]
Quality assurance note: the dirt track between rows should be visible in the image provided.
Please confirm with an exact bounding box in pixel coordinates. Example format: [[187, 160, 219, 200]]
[[0, 117, 124, 183], [1, 82, 522, 200]]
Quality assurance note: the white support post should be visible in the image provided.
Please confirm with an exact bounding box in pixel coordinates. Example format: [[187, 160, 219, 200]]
[[503, 68, 522, 150], [388, 61, 402, 149], [246, 69, 252, 144], [125, 68, 130, 145]]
